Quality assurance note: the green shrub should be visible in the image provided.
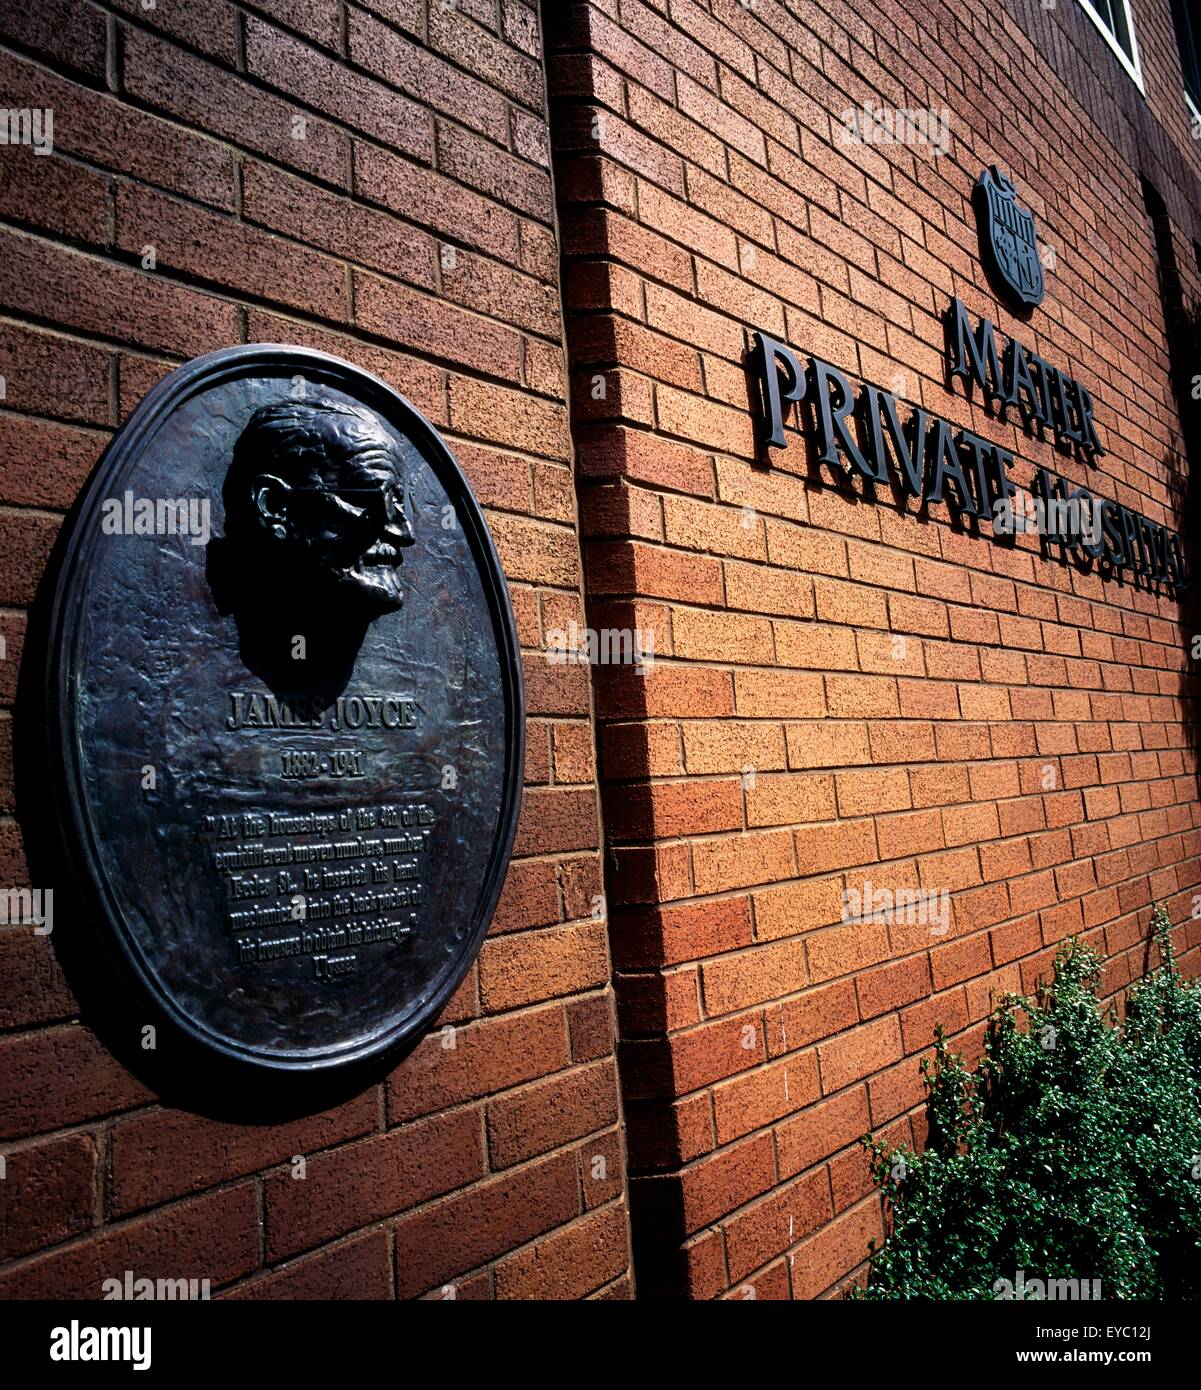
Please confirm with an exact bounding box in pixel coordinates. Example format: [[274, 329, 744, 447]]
[[858, 906, 1201, 1299]]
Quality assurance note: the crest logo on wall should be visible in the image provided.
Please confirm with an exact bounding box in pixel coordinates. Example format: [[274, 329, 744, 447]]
[[974, 166, 1045, 311]]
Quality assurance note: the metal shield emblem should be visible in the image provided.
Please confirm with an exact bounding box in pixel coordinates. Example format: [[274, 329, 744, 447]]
[[975, 166, 1045, 310]]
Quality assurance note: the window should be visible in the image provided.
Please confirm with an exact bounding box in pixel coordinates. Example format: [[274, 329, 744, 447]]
[[1169, 0, 1201, 124], [1076, 0, 1144, 92]]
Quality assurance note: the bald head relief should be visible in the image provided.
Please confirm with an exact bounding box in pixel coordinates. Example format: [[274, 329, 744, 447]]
[[224, 398, 416, 615]]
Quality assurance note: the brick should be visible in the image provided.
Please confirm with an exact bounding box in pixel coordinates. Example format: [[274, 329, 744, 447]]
[[693, 829, 795, 895], [224, 1229, 392, 1301], [566, 992, 614, 1062], [631, 1013, 766, 1097], [607, 778, 742, 840], [449, 377, 570, 458], [825, 674, 899, 719], [766, 520, 848, 575], [387, 1004, 568, 1124], [0, 0, 106, 77], [440, 118, 554, 221], [494, 1203, 629, 1299], [590, 540, 722, 604], [118, 183, 347, 323], [901, 988, 969, 1053], [0, 1132, 98, 1262], [609, 843, 691, 906], [876, 808, 945, 861], [242, 161, 436, 289], [667, 1132, 777, 1234], [683, 721, 786, 775], [931, 934, 993, 990], [785, 721, 871, 770], [0, 1026, 154, 1142], [832, 1147, 877, 1223], [0, 150, 108, 246], [716, 456, 808, 523], [357, 271, 523, 379], [0, 321, 110, 426], [125, 28, 350, 186], [777, 1087, 871, 1178], [108, 0, 236, 60], [598, 664, 732, 720], [356, 143, 520, 262], [559, 857, 604, 924], [578, 1127, 624, 1210], [702, 939, 808, 1016], [523, 658, 592, 719], [266, 1108, 484, 1261], [712, 1050, 820, 1143], [111, 1091, 378, 1216], [953, 882, 1011, 933], [487, 1060, 619, 1167], [513, 787, 599, 855], [601, 723, 683, 781], [246, 15, 431, 164], [790, 1200, 883, 1298], [491, 858, 560, 934], [610, 896, 753, 969], [816, 578, 888, 629], [868, 1054, 928, 1126], [746, 772, 836, 828], [429, 2, 543, 107], [0, 227, 240, 359], [818, 1017, 902, 1094], [898, 678, 961, 720], [723, 1167, 831, 1284], [480, 921, 610, 1010], [836, 767, 912, 817], [806, 920, 891, 984], [725, 561, 815, 618], [0, 1184, 259, 1299], [856, 954, 932, 1019], [990, 913, 1044, 966], [553, 723, 597, 785], [0, 928, 77, 1030], [794, 817, 878, 876], [0, 415, 107, 511], [349, 8, 509, 143], [625, 1092, 710, 1167], [393, 1151, 579, 1298], [756, 872, 850, 939]]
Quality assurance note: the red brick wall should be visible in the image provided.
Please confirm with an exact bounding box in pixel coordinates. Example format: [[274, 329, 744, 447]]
[[0, 0, 631, 1300], [546, 0, 1201, 1299], [4, 0, 1201, 1305]]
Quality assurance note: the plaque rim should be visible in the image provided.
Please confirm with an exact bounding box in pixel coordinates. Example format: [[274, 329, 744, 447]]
[[47, 343, 526, 1075]]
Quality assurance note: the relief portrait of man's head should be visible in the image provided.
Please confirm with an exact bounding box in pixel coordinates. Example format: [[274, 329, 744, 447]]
[[221, 398, 416, 619]]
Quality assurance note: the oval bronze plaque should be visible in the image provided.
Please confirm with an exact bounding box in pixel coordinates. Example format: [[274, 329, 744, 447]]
[[48, 345, 523, 1075]]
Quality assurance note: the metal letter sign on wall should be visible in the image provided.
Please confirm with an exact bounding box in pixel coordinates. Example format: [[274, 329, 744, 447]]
[[744, 172, 1188, 595], [975, 165, 1045, 311], [47, 345, 523, 1078]]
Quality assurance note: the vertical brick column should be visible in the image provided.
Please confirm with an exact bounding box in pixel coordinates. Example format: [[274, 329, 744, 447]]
[[0, 1, 630, 1300]]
